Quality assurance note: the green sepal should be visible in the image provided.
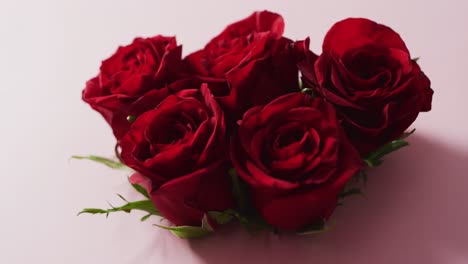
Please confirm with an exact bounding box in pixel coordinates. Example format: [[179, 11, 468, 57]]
[[301, 87, 312, 93], [412, 57, 420, 62], [339, 187, 364, 199], [230, 209, 271, 234], [208, 210, 234, 225], [228, 169, 249, 211], [400, 128, 416, 139], [363, 129, 415, 167], [239, 213, 270, 234], [140, 214, 152, 222], [154, 215, 213, 239], [128, 177, 150, 199], [71, 155, 129, 170], [131, 183, 150, 199], [227, 169, 272, 233], [78, 198, 159, 217], [354, 171, 368, 185], [297, 219, 334, 235]]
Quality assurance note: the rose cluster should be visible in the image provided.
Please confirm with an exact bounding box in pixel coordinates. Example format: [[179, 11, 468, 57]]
[[81, 11, 432, 234]]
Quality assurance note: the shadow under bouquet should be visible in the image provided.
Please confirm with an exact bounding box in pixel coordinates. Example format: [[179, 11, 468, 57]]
[[75, 11, 433, 238]]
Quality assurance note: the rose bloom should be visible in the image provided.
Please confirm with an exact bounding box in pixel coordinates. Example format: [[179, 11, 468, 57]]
[[183, 11, 300, 118], [120, 84, 233, 226], [82, 36, 182, 139], [231, 93, 363, 230], [296, 18, 433, 155]]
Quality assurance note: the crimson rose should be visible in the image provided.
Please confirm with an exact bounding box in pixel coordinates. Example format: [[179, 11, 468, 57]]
[[119, 84, 233, 226], [231, 93, 363, 230], [82, 36, 182, 139], [297, 18, 433, 155], [184, 11, 299, 118]]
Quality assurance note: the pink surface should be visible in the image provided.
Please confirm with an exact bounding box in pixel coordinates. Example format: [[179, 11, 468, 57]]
[[1, 0, 467, 263]]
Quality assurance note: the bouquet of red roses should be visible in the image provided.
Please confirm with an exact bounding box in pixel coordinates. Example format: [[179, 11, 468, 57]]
[[75, 11, 433, 238]]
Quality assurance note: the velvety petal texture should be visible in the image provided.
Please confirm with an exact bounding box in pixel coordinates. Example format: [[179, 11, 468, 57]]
[[82, 36, 183, 139], [183, 11, 299, 119], [297, 18, 433, 155], [80, 12, 434, 232], [121, 84, 233, 226], [231, 93, 363, 230]]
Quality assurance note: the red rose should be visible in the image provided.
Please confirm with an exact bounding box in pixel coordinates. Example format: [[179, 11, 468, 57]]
[[120, 84, 233, 226], [231, 93, 363, 230], [184, 11, 299, 118], [82, 36, 182, 139], [297, 18, 433, 155]]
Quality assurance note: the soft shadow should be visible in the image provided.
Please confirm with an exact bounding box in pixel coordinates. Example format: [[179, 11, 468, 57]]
[[189, 134, 468, 264]]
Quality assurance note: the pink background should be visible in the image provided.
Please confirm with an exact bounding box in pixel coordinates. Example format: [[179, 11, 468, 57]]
[[1, 0, 467, 263]]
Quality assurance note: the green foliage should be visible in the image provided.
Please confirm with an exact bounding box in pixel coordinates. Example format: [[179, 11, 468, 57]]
[[78, 195, 159, 218], [227, 169, 273, 233], [229, 169, 249, 211], [363, 129, 415, 167], [208, 210, 234, 225], [140, 214, 152, 222], [154, 215, 214, 239], [339, 187, 364, 199], [71, 155, 129, 170], [128, 177, 150, 199]]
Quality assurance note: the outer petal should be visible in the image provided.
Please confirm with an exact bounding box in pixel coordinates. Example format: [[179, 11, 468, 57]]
[[150, 160, 233, 226], [323, 18, 409, 57], [294, 38, 319, 90], [223, 36, 299, 117], [207, 10, 284, 48], [82, 36, 182, 139]]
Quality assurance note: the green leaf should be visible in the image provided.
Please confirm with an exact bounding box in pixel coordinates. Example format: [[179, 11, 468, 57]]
[[363, 129, 415, 167], [297, 219, 334, 235], [71, 155, 129, 170], [140, 214, 152, 222], [116, 193, 128, 202], [208, 210, 234, 225], [201, 214, 214, 231], [400, 128, 416, 139], [78, 199, 159, 217], [227, 169, 273, 234], [210, 209, 270, 234], [232, 209, 270, 234], [131, 184, 150, 198], [228, 169, 249, 211], [154, 224, 213, 239], [364, 140, 409, 167], [128, 178, 150, 199], [339, 187, 364, 199], [78, 208, 108, 215], [154, 215, 214, 239]]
